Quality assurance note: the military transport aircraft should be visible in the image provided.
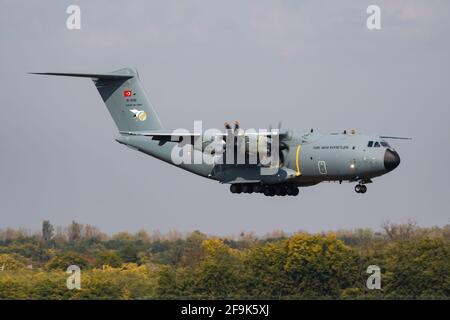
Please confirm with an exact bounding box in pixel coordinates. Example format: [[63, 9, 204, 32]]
[[31, 68, 408, 197]]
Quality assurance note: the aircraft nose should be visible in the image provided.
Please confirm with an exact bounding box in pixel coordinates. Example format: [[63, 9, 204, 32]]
[[384, 149, 400, 172]]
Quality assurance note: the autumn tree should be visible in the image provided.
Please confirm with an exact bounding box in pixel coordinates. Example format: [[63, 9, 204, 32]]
[[0, 254, 26, 270], [284, 234, 360, 298], [67, 221, 82, 243], [180, 230, 206, 268], [95, 250, 123, 268], [380, 237, 450, 299], [42, 220, 54, 243], [191, 239, 244, 298], [45, 252, 91, 271], [242, 241, 290, 298]]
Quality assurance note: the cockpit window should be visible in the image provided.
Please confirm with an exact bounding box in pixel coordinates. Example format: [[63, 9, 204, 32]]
[[374, 141, 380, 147], [381, 141, 390, 147], [367, 141, 373, 147]]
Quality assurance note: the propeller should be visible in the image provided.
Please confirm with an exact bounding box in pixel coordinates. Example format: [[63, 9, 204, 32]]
[[265, 122, 288, 166], [267, 122, 282, 133], [222, 121, 242, 163], [234, 120, 240, 134], [220, 121, 289, 167], [278, 140, 289, 166]]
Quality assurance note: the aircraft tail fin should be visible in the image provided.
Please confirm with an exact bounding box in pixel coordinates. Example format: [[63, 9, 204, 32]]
[[30, 68, 164, 132]]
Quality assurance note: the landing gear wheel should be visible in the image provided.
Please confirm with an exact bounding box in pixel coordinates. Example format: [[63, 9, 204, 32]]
[[264, 186, 275, 197], [241, 185, 251, 194], [253, 185, 263, 193], [274, 186, 283, 196], [286, 185, 299, 196], [359, 185, 367, 193], [230, 184, 242, 194], [355, 184, 367, 194]]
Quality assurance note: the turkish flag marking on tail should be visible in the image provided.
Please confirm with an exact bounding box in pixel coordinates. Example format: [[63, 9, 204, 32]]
[[123, 90, 132, 97]]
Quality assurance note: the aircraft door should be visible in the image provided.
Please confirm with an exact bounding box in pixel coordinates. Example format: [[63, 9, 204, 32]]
[[318, 160, 327, 174]]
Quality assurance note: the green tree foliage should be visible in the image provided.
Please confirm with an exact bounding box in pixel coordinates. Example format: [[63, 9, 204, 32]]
[[380, 238, 450, 299], [95, 250, 123, 268], [0, 222, 449, 299], [242, 240, 290, 298], [180, 231, 206, 268], [155, 265, 181, 298], [72, 264, 155, 299], [241, 234, 362, 299], [0, 254, 27, 270], [45, 252, 91, 271], [191, 239, 244, 298], [284, 234, 360, 298]]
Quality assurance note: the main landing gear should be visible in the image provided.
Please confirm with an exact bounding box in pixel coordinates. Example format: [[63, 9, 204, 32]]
[[230, 183, 299, 197], [354, 184, 367, 194]]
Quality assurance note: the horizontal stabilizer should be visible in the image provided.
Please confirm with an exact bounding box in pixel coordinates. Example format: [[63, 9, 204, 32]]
[[29, 72, 132, 80]]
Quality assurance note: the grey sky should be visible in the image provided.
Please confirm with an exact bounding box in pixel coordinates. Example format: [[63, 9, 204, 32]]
[[1, 0, 449, 235]]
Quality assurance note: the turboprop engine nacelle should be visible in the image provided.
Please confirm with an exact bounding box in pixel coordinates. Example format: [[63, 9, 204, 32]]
[[195, 133, 226, 155], [192, 132, 272, 160], [245, 135, 270, 156]]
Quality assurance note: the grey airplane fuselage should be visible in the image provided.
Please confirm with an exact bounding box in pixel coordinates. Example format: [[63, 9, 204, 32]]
[[116, 131, 400, 187]]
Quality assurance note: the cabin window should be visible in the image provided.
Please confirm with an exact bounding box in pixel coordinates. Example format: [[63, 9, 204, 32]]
[[367, 141, 373, 147], [381, 141, 390, 147], [374, 141, 380, 147]]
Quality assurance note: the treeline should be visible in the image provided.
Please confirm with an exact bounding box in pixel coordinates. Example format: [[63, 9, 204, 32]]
[[0, 221, 449, 299]]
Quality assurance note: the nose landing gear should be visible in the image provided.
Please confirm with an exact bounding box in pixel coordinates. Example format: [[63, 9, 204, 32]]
[[355, 184, 367, 194]]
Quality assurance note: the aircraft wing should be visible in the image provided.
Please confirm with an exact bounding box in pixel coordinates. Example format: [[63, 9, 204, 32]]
[[120, 131, 286, 138], [380, 136, 412, 140]]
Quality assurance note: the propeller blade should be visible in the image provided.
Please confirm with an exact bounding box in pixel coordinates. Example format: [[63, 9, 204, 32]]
[[279, 143, 288, 150], [234, 120, 240, 134]]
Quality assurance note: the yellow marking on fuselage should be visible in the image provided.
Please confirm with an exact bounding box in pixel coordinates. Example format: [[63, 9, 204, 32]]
[[296, 144, 301, 176]]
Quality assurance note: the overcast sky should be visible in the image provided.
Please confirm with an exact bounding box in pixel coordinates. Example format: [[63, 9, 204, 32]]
[[1, 0, 449, 236]]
